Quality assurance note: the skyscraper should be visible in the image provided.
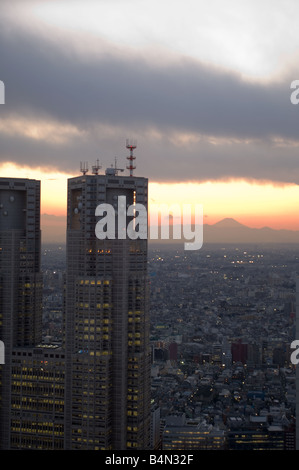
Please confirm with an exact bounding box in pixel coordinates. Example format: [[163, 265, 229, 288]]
[[64, 162, 151, 450], [0, 177, 42, 448]]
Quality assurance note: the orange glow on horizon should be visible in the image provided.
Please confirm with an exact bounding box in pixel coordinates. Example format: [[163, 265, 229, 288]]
[[1, 163, 299, 231], [0, 162, 73, 217], [149, 180, 299, 231]]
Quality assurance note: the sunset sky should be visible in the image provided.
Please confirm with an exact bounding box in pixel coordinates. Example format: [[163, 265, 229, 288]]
[[1, 0, 299, 242]]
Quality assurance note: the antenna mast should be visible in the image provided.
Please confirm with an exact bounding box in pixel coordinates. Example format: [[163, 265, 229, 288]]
[[92, 159, 102, 175], [114, 157, 124, 176], [126, 139, 136, 177], [80, 162, 89, 175]]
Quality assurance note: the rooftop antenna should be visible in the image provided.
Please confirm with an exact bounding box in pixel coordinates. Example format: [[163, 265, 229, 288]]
[[113, 157, 124, 176], [105, 157, 124, 176], [80, 161, 89, 175], [92, 159, 102, 175], [126, 139, 136, 177]]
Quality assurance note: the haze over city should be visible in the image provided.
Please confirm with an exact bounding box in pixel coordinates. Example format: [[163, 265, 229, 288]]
[[1, 0, 299, 243]]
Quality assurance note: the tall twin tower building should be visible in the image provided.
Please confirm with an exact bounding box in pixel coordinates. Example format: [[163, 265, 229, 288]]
[[0, 151, 151, 449]]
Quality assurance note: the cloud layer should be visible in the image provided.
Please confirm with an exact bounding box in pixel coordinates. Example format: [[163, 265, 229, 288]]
[[0, 8, 299, 184]]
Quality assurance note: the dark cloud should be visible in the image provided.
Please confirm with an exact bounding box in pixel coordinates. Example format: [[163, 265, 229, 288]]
[[0, 18, 299, 184]]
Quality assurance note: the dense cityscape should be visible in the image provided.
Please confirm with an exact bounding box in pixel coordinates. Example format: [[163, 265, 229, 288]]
[[1, 0, 299, 459], [42, 241, 298, 450]]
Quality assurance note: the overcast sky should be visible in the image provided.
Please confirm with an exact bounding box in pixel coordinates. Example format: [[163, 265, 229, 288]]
[[1, 0, 299, 184]]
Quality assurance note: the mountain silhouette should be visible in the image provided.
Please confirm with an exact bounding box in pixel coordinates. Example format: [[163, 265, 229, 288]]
[[212, 217, 247, 228], [203, 218, 299, 244]]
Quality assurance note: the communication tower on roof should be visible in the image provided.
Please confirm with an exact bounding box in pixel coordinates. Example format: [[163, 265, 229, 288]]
[[80, 162, 89, 175], [105, 157, 124, 176], [126, 139, 136, 177], [92, 159, 102, 175]]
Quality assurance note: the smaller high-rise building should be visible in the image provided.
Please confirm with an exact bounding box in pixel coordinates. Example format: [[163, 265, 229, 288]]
[[10, 345, 65, 449], [0, 177, 42, 449]]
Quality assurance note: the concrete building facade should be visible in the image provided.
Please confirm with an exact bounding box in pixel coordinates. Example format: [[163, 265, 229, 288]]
[[0, 178, 42, 448], [64, 168, 151, 450]]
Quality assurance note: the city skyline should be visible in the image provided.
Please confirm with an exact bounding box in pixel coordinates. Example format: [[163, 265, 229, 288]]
[[0, 172, 151, 450], [1, 1, 299, 237], [1, 2, 298, 451]]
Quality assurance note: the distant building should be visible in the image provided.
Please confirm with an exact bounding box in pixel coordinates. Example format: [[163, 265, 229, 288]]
[[151, 404, 162, 449], [228, 427, 285, 450], [231, 341, 248, 364], [212, 344, 223, 365], [162, 414, 226, 450], [168, 342, 178, 361]]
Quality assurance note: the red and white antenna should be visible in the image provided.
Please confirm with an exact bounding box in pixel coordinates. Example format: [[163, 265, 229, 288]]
[[92, 159, 102, 175], [126, 139, 136, 177]]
